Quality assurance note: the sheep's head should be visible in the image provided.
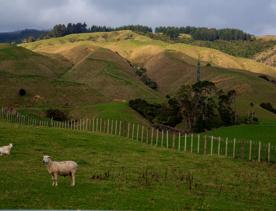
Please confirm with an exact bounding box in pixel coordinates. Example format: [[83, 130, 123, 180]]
[[9, 143, 13, 148], [42, 155, 52, 165]]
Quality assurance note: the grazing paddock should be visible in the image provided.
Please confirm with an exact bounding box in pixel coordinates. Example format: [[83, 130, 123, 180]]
[[0, 120, 275, 210]]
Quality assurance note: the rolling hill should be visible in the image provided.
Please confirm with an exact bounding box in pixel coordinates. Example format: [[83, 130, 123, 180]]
[[0, 42, 160, 122], [20, 30, 276, 120]]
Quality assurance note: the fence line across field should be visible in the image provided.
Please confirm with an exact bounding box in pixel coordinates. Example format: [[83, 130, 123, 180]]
[[0, 108, 274, 163]]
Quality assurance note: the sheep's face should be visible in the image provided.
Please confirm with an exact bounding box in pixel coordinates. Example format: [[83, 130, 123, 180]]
[[9, 143, 13, 148], [42, 155, 51, 165]]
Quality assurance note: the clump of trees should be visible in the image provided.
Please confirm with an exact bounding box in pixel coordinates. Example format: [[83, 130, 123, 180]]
[[260, 102, 276, 114], [130, 81, 238, 132], [44, 23, 153, 38], [129, 98, 182, 127], [46, 109, 68, 121], [132, 67, 158, 90], [155, 26, 253, 41]]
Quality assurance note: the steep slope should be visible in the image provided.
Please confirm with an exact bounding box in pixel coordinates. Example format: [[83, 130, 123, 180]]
[[0, 44, 70, 77], [0, 43, 160, 117], [254, 45, 276, 67]]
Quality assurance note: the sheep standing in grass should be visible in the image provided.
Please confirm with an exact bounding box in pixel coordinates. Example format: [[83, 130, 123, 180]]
[[0, 143, 13, 156], [42, 155, 78, 187]]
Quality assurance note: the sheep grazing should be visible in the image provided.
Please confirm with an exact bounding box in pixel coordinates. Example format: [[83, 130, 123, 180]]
[[42, 155, 78, 187], [0, 143, 13, 156]]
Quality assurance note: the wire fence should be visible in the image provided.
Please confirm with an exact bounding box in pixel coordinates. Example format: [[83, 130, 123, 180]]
[[0, 107, 275, 163]]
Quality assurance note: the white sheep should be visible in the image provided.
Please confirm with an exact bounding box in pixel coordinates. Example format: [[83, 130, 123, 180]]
[[42, 155, 78, 187], [0, 143, 13, 156]]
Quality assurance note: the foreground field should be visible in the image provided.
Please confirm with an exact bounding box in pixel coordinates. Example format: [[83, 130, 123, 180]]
[[0, 120, 275, 210]]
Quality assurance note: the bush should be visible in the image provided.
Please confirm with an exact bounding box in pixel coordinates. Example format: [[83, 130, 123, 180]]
[[260, 102, 276, 114], [46, 109, 68, 121], [18, 89, 26, 96]]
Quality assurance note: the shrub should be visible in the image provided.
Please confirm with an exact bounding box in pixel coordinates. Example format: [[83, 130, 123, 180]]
[[260, 102, 276, 114], [18, 89, 26, 96], [46, 109, 68, 121]]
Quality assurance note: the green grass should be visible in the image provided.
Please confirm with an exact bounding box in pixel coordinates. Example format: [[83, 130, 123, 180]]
[[0, 120, 276, 210], [204, 121, 276, 143]]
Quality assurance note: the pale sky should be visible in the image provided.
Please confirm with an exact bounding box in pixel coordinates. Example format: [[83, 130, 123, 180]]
[[0, 0, 276, 35]]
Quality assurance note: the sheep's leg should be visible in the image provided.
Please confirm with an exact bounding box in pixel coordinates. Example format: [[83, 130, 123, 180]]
[[51, 175, 55, 186], [53, 173, 58, 187], [71, 173, 75, 186]]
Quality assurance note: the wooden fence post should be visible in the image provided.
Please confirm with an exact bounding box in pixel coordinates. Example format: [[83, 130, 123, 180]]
[[166, 130, 169, 149], [119, 121, 122, 136], [151, 128, 154, 145], [184, 134, 187, 152], [136, 124, 140, 141], [178, 132, 181, 151], [249, 140, 252, 161], [111, 120, 114, 134], [225, 138, 228, 157], [141, 126, 144, 142], [267, 143, 271, 163], [146, 128, 149, 144], [197, 135, 200, 154], [131, 123, 135, 140], [107, 119, 110, 134], [258, 142, 262, 162], [191, 134, 194, 153], [115, 120, 118, 135], [218, 137, 221, 156], [233, 138, 236, 159], [127, 123, 130, 138], [211, 136, 214, 156], [204, 135, 207, 155], [156, 129, 159, 146], [161, 130, 164, 147]]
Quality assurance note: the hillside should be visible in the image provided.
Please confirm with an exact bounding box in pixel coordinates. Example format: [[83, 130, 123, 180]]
[[0, 120, 275, 210], [21, 31, 276, 120], [0, 43, 160, 119]]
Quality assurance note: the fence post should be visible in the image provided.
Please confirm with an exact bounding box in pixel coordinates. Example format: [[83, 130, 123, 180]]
[[111, 120, 114, 134], [249, 140, 252, 161], [197, 135, 200, 154], [156, 129, 159, 146], [166, 130, 169, 149], [218, 137, 221, 156], [136, 124, 140, 141], [106, 119, 109, 134], [258, 142, 262, 162], [161, 130, 164, 147], [225, 138, 228, 157], [141, 126, 144, 142], [115, 120, 118, 135], [211, 136, 214, 156], [127, 123, 130, 138], [146, 128, 149, 144], [119, 121, 122, 136], [233, 138, 236, 159], [151, 127, 154, 145], [132, 123, 135, 140], [191, 134, 194, 153], [204, 135, 207, 154], [267, 143, 271, 163], [184, 134, 187, 152], [178, 132, 181, 151]]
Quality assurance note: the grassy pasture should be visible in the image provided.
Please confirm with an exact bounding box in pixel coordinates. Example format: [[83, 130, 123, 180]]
[[0, 120, 276, 210]]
